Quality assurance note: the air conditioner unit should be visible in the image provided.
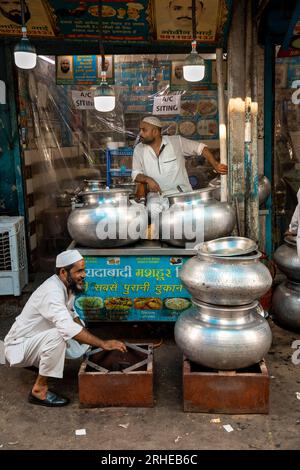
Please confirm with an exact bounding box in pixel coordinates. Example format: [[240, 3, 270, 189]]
[[0, 216, 28, 296]]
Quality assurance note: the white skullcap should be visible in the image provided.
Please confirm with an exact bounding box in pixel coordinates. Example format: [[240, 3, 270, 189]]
[[141, 116, 163, 128], [56, 250, 83, 268]]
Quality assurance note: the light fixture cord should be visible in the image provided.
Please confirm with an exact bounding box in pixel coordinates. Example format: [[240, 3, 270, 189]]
[[20, 0, 27, 35], [98, 0, 105, 73], [192, 0, 196, 41]]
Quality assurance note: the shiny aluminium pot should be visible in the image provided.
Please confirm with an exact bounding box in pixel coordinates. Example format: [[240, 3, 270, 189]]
[[272, 280, 300, 331], [179, 248, 272, 306], [174, 300, 272, 370], [274, 236, 300, 282], [67, 189, 147, 247], [208, 175, 271, 206], [160, 188, 236, 247], [81, 179, 107, 192]]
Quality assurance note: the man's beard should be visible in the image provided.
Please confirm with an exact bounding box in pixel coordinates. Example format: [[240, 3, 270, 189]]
[[141, 136, 154, 144], [1, 9, 31, 25], [67, 271, 85, 295]]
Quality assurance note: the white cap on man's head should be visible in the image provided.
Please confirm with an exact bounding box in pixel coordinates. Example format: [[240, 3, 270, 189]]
[[141, 116, 163, 128], [56, 250, 83, 268]]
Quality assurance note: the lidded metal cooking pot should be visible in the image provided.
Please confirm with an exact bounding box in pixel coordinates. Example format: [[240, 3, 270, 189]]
[[160, 188, 235, 247], [274, 235, 300, 282], [67, 188, 147, 248], [179, 240, 272, 305], [272, 280, 300, 331], [174, 301, 272, 369]]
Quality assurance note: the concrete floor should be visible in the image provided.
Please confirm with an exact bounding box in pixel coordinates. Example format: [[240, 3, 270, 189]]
[[0, 277, 300, 451]]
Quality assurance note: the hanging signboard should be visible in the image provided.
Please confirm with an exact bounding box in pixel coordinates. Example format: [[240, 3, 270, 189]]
[[48, 0, 151, 42], [153, 94, 181, 115], [56, 55, 114, 85], [71, 90, 94, 109], [153, 0, 230, 43], [0, 0, 56, 37]]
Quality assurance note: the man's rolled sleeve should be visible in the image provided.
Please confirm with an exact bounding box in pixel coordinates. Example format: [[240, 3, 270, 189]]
[[42, 292, 83, 341], [132, 146, 144, 181], [179, 136, 207, 156]]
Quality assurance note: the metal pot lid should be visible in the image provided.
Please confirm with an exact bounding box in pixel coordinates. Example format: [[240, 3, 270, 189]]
[[79, 188, 132, 196], [284, 235, 297, 247], [197, 236, 258, 257]]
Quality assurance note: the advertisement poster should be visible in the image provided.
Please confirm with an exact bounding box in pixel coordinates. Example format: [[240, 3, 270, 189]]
[[0, 0, 56, 37], [154, 0, 227, 43], [48, 0, 151, 42], [75, 255, 192, 322], [56, 55, 114, 85]]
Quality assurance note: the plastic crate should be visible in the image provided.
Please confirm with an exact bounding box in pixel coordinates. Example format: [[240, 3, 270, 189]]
[[0, 216, 28, 296]]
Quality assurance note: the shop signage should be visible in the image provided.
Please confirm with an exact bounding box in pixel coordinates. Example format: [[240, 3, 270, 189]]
[[153, 95, 181, 115], [0, 0, 56, 37], [48, 0, 151, 42], [75, 255, 191, 322], [56, 55, 114, 85], [71, 90, 94, 109], [153, 0, 231, 43]]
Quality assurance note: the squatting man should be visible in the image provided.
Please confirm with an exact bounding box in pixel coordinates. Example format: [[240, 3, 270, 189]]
[[4, 250, 126, 407], [132, 116, 227, 238]]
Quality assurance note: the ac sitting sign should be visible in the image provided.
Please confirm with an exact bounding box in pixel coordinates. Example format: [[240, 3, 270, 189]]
[[153, 94, 181, 115]]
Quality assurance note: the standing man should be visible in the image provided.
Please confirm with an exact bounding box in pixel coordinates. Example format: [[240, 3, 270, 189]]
[[132, 116, 227, 237], [4, 250, 126, 407]]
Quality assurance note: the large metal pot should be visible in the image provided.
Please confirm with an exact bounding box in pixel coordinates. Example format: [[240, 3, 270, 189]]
[[160, 188, 235, 247], [272, 280, 300, 331], [174, 300, 272, 369], [179, 247, 272, 306], [81, 179, 106, 192], [68, 189, 147, 247], [208, 175, 271, 206], [274, 235, 300, 282]]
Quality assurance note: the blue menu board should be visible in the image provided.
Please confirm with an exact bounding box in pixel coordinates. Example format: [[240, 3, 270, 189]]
[[74, 255, 192, 322]]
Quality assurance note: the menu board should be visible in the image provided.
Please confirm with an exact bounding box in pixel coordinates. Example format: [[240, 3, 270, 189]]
[[75, 255, 192, 322]]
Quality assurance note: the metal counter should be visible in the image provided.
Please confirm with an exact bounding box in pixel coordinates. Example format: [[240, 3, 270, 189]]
[[67, 239, 197, 256]]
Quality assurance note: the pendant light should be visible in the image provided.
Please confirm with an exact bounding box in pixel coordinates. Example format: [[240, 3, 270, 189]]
[[14, 0, 37, 70], [94, 0, 115, 112], [183, 0, 205, 82]]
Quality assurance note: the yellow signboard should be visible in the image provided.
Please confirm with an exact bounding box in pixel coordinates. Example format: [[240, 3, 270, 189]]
[[153, 0, 228, 43], [0, 0, 56, 37]]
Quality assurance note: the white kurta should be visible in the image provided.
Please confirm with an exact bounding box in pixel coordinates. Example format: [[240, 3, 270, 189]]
[[132, 135, 207, 196], [289, 188, 300, 257], [4, 275, 89, 378]]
